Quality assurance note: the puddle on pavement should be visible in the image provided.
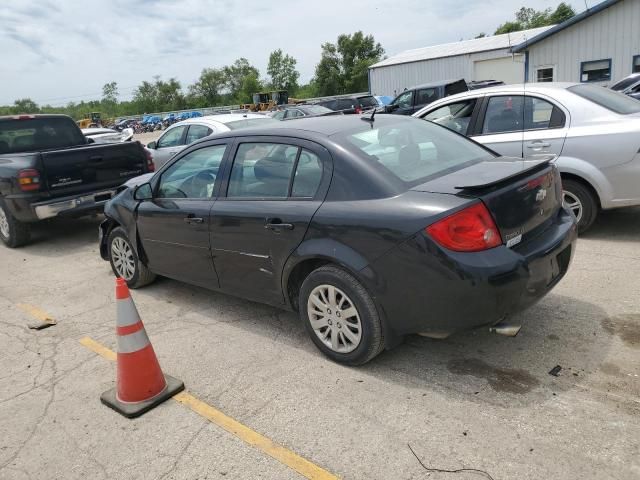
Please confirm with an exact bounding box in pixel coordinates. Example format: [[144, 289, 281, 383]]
[[447, 358, 540, 394], [601, 314, 640, 347]]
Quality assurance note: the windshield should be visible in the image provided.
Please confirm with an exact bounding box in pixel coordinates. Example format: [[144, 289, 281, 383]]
[[224, 118, 278, 130], [0, 117, 86, 154], [568, 84, 640, 114], [335, 118, 495, 186], [302, 105, 333, 115]]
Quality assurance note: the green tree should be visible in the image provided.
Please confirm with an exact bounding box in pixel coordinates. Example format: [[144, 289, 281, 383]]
[[132, 76, 184, 112], [495, 2, 576, 34], [12, 98, 40, 114], [188, 68, 226, 107], [223, 58, 260, 101], [267, 49, 300, 92], [314, 31, 384, 96], [102, 82, 119, 103], [238, 72, 263, 104]]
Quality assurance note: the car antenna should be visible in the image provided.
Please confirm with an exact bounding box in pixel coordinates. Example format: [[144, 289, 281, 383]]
[[361, 108, 376, 125]]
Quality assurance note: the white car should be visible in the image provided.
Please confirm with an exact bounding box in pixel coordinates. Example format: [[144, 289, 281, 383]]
[[413, 83, 640, 232], [82, 127, 134, 144], [147, 114, 277, 168]]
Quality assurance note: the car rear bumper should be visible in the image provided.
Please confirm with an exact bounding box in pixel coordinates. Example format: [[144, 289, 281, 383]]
[[367, 207, 577, 338]]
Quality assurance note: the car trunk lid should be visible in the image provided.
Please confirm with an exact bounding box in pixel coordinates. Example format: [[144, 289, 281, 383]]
[[413, 156, 562, 245]]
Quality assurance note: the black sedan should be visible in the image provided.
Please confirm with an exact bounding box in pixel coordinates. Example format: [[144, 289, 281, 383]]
[[99, 115, 577, 365]]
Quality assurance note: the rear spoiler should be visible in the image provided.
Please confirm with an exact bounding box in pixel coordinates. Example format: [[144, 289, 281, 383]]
[[455, 155, 556, 190]]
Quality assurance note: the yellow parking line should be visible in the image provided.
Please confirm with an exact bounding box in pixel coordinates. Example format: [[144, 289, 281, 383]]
[[79, 336, 339, 480], [17, 303, 56, 323]]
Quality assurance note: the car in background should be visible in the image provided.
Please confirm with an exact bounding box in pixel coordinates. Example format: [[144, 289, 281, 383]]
[[146, 113, 277, 168], [382, 79, 468, 115], [468, 80, 506, 90], [414, 82, 640, 232], [270, 104, 340, 120], [610, 73, 640, 100], [100, 114, 576, 365], [314, 95, 379, 114], [82, 127, 134, 143]]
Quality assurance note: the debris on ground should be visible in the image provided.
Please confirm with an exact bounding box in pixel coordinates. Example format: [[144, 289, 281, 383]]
[[549, 365, 562, 377]]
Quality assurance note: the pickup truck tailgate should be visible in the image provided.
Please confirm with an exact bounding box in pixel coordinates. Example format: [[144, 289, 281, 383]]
[[41, 143, 147, 196]]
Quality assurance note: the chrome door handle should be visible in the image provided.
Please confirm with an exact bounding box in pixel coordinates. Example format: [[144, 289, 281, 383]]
[[184, 216, 204, 224], [526, 141, 551, 148], [265, 219, 294, 231]]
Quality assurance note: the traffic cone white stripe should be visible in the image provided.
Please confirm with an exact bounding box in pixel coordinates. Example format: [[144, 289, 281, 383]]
[[117, 328, 151, 354], [116, 297, 141, 327]]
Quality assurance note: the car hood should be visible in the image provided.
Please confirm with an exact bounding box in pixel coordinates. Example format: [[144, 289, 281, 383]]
[[411, 155, 555, 194], [123, 172, 154, 189]]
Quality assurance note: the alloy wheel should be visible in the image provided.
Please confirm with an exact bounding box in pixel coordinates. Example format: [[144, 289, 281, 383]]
[[0, 205, 10, 239], [307, 284, 362, 353], [563, 190, 583, 223], [111, 237, 136, 280]]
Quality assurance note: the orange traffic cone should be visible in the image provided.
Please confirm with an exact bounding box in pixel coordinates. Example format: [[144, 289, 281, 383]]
[[101, 278, 184, 418]]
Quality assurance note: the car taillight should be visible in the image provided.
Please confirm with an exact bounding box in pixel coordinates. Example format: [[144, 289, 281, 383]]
[[18, 169, 41, 192], [425, 202, 502, 252], [142, 144, 155, 172], [355, 106, 362, 114]]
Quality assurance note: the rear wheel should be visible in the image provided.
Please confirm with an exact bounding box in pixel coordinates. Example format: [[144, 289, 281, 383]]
[[107, 227, 155, 288], [0, 198, 31, 248], [299, 265, 384, 366], [562, 179, 597, 233]]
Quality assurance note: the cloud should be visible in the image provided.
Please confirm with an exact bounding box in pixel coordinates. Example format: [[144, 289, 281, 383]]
[[0, 0, 582, 105]]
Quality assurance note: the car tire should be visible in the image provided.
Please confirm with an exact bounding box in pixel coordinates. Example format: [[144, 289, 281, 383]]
[[299, 265, 384, 366], [562, 179, 598, 234], [107, 226, 156, 289], [0, 198, 31, 248]]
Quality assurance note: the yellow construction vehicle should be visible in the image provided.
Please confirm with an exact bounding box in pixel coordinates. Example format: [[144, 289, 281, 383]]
[[241, 91, 290, 112], [76, 112, 102, 129]]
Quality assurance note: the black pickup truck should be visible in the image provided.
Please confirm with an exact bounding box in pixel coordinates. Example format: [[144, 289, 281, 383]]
[[0, 114, 154, 247]]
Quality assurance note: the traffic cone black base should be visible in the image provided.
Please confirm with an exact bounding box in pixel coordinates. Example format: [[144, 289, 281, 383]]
[[100, 375, 184, 419]]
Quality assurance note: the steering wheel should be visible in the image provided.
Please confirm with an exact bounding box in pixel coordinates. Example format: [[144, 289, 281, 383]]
[[179, 171, 216, 198]]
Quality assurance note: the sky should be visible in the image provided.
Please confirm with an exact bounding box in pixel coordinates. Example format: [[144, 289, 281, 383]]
[[0, 0, 583, 106]]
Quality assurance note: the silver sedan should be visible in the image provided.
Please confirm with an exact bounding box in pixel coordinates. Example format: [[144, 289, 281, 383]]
[[413, 83, 640, 232], [147, 113, 277, 168]]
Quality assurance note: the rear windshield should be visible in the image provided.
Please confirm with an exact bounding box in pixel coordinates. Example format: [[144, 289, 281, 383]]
[[302, 105, 333, 115], [335, 118, 495, 186], [357, 96, 379, 108], [224, 118, 278, 130], [568, 84, 640, 114], [0, 117, 86, 154], [610, 75, 640, 91]]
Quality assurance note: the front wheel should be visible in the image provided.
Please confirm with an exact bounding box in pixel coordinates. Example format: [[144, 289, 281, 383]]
[[562, 179, 598, 234], [299, 265, 384, 366], [0, 198, 30, 248], [107, 227, 156, 288]]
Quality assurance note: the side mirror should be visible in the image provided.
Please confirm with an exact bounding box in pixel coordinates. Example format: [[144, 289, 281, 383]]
[[133, 183, 153, 201], [86, 137, 95, 144], [147, 141, 157, 149]]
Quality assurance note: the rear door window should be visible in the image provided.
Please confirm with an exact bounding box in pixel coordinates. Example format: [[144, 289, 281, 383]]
[[185, 124, 212, 144], [336, 99, 356, 110], [524, 97, 565, 130], [416, 88, 437, 106], [157, 126, 187, 148], [482, 96, 525, 134]]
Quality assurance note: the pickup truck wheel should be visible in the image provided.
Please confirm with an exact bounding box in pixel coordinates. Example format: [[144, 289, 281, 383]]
[[0, 199, 31, 248], [107, 227, 156, 288]]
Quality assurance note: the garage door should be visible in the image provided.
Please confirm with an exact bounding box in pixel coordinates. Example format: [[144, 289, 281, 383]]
[[474, 56, 525, 85]]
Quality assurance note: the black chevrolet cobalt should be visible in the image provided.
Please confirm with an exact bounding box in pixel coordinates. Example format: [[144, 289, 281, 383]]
[[100, 115, 576, 365]]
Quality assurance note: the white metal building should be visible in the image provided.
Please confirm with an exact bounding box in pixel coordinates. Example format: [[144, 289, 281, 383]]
[[368, 27, 552, 97], [512, 0, 640, 85]]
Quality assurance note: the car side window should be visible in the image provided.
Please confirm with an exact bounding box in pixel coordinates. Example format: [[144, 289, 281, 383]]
[[185, 124, 212, 144], [157, 126, 187, 148], [423, 99, 477, 135], [292, 150, 323, 198], [416, 88, 437, 105], [272, 111, 285, 120], [156, 145, 226, 199], [394, 90, 414, 108], [227, 143, 298, 198], [482, 96, 524, 134], [337, 99, 355, 110], [524, 97, 565, 130]]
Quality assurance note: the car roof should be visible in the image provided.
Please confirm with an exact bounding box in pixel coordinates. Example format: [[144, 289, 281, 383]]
[[202, 113, 418, 139], [408, 79, 466, 90], [172, 113, 269, 128]]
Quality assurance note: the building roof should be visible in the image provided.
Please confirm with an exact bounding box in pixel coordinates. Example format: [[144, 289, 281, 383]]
[[369, 26, 553, 69], [512, 0, 622, 53]]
